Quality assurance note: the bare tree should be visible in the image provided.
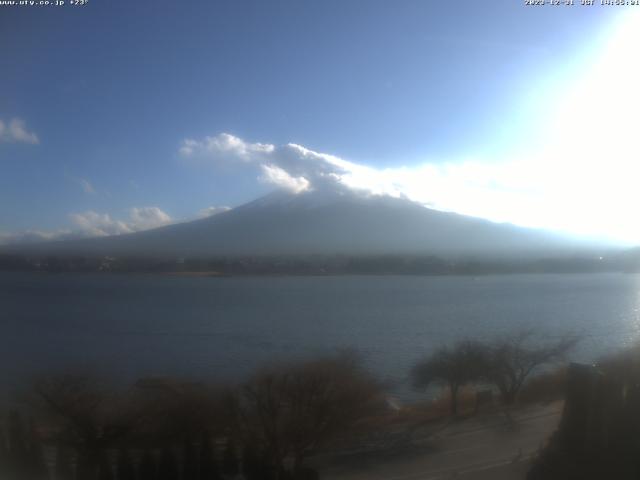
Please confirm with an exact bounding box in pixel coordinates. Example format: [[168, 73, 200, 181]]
[[411, 340, 487, 415], [483, 330, 578, 405], [133, 377, 231, 443], [1, 411, 48, 480], [235, 352, 381, 478], [33, 374, 143, 480]]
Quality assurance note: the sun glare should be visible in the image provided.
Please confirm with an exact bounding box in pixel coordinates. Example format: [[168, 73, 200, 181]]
[[337, 11, 640, 245], [537, 10, 640, 243]]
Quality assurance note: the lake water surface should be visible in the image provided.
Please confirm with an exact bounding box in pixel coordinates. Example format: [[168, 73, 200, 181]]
[[2, 272, 639, 398]]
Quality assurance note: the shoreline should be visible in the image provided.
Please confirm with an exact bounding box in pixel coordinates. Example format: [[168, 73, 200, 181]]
[[0, 269, 632, 278]]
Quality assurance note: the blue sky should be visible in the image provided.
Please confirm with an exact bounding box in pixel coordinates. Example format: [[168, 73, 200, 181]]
[[2, 1, 637, 243]]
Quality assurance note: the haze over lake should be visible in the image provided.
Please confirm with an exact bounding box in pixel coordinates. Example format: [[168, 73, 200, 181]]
[[2, 271, 639, 399]]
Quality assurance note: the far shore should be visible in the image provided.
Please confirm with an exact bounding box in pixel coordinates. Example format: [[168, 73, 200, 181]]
[[160, 270, 229, 277]]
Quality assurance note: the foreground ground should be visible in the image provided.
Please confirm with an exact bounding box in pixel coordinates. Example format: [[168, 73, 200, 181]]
[[319, 401, 563, 480]]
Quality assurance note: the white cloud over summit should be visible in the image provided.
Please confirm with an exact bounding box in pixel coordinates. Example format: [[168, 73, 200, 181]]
[[259, 164, 310, 194], [179, 132, 532, 215], [178, 126, 640, 245], [180, 133, 361, 195]]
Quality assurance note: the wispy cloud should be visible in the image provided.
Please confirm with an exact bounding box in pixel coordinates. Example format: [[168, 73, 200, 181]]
[[67, 176, 96, 194], [0, 230, 75, 246], [259, 164, 310, 194], [180, 133, 274, 160], [69, 207, 173, 237], [127, 207, 173, 231], [0, 207, 176, 245], [198, 206, 231, 218], [0, 118, 39, 145], [0, 205, 235, 246], [68, 211, 133, 237]]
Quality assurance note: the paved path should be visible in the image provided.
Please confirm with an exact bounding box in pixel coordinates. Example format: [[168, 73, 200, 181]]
[[321, 402, 563, 480]]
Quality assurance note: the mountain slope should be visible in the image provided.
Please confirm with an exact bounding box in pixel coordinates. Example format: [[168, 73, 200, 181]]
[[4, 191, 589, 257]]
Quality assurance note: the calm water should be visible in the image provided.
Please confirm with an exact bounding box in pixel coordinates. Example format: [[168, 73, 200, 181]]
[[1, 272, 640, 398]]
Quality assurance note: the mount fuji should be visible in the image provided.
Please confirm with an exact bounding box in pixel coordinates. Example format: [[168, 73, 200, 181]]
[[3, 190, 593, 258]]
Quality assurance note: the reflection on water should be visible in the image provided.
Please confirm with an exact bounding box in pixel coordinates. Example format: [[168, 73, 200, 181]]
[[1, 272, 639, 399]]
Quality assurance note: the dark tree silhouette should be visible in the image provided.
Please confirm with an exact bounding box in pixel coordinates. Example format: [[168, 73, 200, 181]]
[[181, 438, 198, 480], [221, 439, 239, 477], [2, 412, 49, 480], [34, 374, 143, 479], [26, 418, 48, 480], [198, 432, 220, 480], [412, 341, 487, 415], [55, 446, 74, 480], [133, 377, 230, 444], [242, 441, 272, 480], [0, 428, 8, 479], [7, 411, 31, 479], [236, 352, 381, 477], [158, 447, 179, 480], [116, 448, 136, 480], [483, 330, 578, 405], [139, 450, 157, 480], [293, 466, 319, 480], [97, 451, 114, 480]]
